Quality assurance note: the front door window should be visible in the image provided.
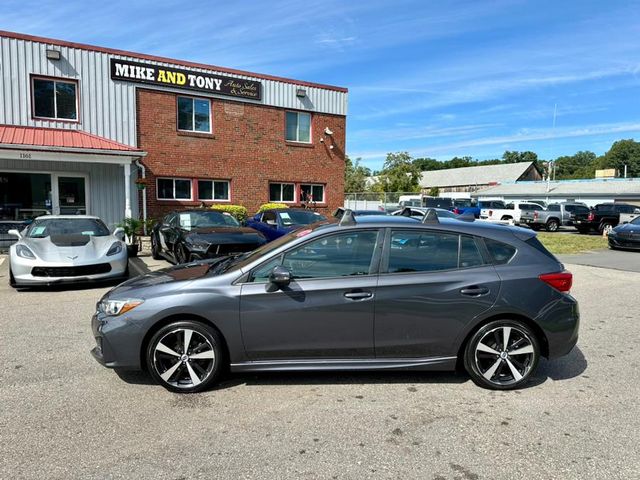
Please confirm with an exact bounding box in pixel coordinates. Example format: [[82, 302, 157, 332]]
[[57, 176, 87, 215]]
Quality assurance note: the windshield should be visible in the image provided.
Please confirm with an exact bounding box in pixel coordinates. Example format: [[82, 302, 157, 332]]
[[279, 210, 327, 226], [26, 218, 110, 238], [177, 211, 240, 229], [631, 216, 640, 225]]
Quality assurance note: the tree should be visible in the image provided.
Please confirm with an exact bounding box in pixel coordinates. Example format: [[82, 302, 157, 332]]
[[413, 157, 442, 171], [344, 156, 371, 192], [601, 139, 640, 177], [427, 187, 440, 197], [502, 151, 538, 164], [553, 151, 598, 179], [375, 152, 421, 193]]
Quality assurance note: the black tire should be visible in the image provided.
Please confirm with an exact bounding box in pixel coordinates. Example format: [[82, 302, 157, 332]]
[[464, 319, 540, 390], [9, 267, 17, 288], [146, 320, 224, 393], [545, 219, 559, 232], [151, 233, 162, 260], [174, 244, 190, 264], [530, 224, 541, 231], [599, 222, 613, 234]]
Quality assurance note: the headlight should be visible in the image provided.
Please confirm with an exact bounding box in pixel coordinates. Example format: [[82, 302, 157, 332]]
[[16, 245, 36, 259], [99, 299, 143, 316], [107, 241, 124, 256], [186, 238, 210, 250]]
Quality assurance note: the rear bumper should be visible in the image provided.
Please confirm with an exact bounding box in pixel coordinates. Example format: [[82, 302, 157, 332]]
[[539, 295, 580, 359]]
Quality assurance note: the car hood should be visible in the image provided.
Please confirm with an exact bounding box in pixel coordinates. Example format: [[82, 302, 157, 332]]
[[614, 223, 640, 234], [108, 259, 222, 298], [184, 227, 265, 244], [23, 235, 116, 262]]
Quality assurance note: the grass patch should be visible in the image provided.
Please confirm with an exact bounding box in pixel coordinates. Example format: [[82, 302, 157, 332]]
[[536, 232, 608, 255]]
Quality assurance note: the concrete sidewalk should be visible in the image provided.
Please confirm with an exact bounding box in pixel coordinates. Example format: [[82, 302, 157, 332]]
[[129, 253, 171, 276]]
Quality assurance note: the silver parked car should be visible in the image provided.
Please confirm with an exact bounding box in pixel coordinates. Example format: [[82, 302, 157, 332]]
[[8, 215, 128, 287]]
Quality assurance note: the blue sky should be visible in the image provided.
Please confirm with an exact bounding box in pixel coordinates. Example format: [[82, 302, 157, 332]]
[[2, 0, 640, 170]]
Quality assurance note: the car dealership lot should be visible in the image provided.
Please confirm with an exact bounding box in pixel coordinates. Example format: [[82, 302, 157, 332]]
[[0, 257, 638, 479]]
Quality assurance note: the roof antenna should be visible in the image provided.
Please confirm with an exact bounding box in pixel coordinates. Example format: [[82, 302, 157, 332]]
[[339, 209, 357, 226], [421, 208, 440, 224]]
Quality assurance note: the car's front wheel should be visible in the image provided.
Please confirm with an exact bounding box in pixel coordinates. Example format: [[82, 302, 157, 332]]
[[146, 321, 224, 393], [464, 319, 540, 390], [151, 233, 162, 260], [9, 267, 17, 288]]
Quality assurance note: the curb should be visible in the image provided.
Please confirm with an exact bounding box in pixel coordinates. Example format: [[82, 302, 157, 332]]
[[129, 257, 151, 277]]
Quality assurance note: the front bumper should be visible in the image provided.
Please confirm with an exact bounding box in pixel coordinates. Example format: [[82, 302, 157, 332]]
[[11, 253, 128, 286], [608, 235, 640, 250], [91, 310, 145, 370]]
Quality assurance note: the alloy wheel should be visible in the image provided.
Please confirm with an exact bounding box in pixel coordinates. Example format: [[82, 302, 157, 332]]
[[473, 325, 537, 387], [152, 328, 216, 390]]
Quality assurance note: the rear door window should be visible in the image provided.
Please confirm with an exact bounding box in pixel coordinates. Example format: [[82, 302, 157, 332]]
[[387, 231, 484, 273]]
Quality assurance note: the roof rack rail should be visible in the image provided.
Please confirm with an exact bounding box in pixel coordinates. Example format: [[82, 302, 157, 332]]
[[338, 208, 357, 226], [421, 208, 440, 224]]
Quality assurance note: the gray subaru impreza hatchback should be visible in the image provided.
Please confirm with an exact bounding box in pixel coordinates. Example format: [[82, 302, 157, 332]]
[[91, 210, 579, 393]]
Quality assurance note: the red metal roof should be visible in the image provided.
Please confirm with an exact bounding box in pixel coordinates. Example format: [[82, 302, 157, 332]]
[[0, 125, 143, 153]]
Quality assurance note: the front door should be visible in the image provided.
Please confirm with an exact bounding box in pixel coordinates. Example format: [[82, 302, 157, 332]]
[[56, 176, 87, 215], [374, 229, 501, 358], [239, 229, 382, 359]]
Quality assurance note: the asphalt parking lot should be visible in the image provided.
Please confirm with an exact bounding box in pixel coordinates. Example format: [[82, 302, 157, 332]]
[[0, 255, 639, 479]]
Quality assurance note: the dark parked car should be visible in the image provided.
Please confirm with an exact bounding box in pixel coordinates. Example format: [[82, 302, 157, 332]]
[[608, 216, 640, 250], [573, 203, 638, 234], [246, 208, 328, 241], [151, 210, 266, 264], [92, 210, 579, 393]]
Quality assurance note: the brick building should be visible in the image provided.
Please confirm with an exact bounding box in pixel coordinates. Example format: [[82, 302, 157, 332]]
[[0, 30, 348, 229]]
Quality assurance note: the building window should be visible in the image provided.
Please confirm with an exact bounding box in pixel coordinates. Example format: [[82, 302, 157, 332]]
[[285, 111, 311, 143], [32, 77, 78, 120], [269, 183, 295, 202], [157, 178, 192, 200], [300, 184, 325, 203], [177, 96, 211, 133], [198, 180, 230, 201]]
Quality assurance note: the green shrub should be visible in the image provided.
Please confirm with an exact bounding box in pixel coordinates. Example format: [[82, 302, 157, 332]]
[[257, 203, 289, 213], [210, 204, 248, 222]]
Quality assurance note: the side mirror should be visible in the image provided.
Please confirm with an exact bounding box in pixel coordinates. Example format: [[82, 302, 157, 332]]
[[634, 208, 640, 214], [8, 229, 22, 239], [269, 266, 291, 288], [113, 227, 125, 240], [266, 219, 278, 227]]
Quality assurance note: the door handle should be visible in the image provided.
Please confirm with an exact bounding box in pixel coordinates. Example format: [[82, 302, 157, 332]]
[[460, 286, 490, 296], [344, 291, 373, 300]]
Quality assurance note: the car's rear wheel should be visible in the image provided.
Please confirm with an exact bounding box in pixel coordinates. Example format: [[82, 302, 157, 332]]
[[464, 319, 540, 390], [599, 222, 613, 234], [146, 320, 224, 393], [530, 224, 541, 231], [151, 234, 162, 260], [546, 219, 559, 232]]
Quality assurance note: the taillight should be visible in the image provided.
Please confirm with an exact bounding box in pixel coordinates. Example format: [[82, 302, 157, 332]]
[[488, 210, 493, 216], [453, 208, 461, 214], [587, 212, 594, 221], [534, 211, 538, 220], [539, 271, 573, 293]]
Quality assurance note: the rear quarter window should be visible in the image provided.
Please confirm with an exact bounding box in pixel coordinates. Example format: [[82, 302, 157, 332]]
[[525, 236, 557, 261], [484, 238, 517, 265]]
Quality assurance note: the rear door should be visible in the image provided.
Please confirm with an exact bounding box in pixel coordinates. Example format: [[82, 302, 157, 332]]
[[374, 228, 500, 358], [239, 229, 382, 359]]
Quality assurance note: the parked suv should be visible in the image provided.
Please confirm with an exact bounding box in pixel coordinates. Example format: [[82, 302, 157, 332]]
[[91, 210, 579, 393], [521, 202, 589, 232], [574, 203, 638, 234], [480, 201, 545, 224]]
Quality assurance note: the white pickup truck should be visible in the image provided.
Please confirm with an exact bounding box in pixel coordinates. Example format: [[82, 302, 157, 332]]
[[480, 201, 546, 225], [620, 207, 640, 224]]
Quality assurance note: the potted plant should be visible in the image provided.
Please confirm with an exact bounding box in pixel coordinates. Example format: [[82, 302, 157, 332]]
[[117, 217, 144, 257], [134, 178, 147, 190]]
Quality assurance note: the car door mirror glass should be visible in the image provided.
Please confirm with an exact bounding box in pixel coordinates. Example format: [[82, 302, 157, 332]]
[[269, 266, 291, 287]]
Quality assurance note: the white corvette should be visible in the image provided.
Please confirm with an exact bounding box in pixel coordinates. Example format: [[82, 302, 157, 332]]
[[8, 215, 128, 287]]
